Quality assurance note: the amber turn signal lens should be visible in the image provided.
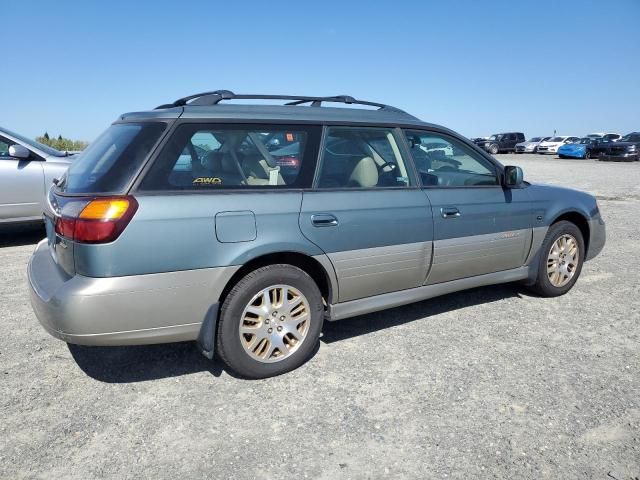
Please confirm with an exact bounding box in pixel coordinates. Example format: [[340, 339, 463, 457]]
[[79, 199, 130, 220]]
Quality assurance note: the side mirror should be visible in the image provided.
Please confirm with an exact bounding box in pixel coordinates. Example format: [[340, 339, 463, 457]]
[[9, 144, 30, 159], [504, 165, 523, 187]]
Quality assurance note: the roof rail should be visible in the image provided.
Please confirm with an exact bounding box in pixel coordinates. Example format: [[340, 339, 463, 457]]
[[155, 90, 406, 113]]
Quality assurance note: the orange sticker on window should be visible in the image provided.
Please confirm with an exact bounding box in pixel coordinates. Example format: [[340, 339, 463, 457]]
[[286, 133, 294, 142]]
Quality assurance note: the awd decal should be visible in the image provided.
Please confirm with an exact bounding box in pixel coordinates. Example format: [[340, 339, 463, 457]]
[[193, 177, 222, 185]]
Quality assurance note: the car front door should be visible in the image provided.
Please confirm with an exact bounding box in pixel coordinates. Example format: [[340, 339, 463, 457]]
[[403, 129, 534, 284], [299, 126, 433, 303], [0, 137, 45, 221]]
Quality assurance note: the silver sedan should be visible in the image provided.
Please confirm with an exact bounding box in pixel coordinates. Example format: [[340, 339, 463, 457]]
[[0, 127, 75, 224]]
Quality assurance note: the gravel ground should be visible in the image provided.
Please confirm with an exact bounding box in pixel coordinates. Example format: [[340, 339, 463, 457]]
[[1, 154, 638, 479]]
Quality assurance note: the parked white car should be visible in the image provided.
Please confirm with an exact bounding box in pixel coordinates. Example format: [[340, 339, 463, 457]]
[[536, 136, 580, 154], [515, 136, 551, 153]]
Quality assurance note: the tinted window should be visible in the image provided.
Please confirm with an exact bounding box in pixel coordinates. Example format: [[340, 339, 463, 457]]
[[140, 124, 321, 190], [58, 123, 166, 194], [0, 138, 13, 158], [404, 130, 499, 187], [316, 127, 413, 189], [621, 133, 640, 142]]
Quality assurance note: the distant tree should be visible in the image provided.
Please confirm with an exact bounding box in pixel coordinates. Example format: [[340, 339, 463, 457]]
[[35, 132, 88, 152]]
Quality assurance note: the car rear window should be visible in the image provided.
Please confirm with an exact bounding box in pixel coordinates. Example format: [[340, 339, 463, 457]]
[[139, 124, 321, 190], [57, 122, 166, 194]]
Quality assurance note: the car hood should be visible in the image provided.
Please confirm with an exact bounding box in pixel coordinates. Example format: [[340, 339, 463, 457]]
[[602, 141, 637, 148], [558, 144, 585, 150], [46, 153, 78, 164]]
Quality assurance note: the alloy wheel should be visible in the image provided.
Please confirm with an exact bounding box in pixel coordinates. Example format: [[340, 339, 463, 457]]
[[239, 285, 311, 363], [546, 234, 580, 287]]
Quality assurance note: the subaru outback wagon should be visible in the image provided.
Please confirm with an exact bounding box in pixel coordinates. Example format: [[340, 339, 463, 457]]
[[28, 90, 606, 378]]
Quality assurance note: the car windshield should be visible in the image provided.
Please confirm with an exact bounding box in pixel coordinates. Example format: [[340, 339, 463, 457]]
[[579, 138, 591, 144], [549, 137, 564, 142], [1, 127, 66, 157], [620, 133, 640, 142], [488, 134, 503, 141], [57, 122, 166, 194], [529, 137, 542, 142]]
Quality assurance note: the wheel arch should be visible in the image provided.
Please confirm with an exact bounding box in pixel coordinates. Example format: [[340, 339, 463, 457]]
[[550, 210, 590, 255], [218, 251, 337, 309]]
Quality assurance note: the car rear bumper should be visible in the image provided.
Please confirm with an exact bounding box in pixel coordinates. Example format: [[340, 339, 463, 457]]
[[586, 214, 606, 261], [27, 240, 237, 346], [598, 153, 639, 162]]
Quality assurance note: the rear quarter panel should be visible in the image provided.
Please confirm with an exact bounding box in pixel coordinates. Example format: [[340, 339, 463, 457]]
[[73, 191, 324, 277]]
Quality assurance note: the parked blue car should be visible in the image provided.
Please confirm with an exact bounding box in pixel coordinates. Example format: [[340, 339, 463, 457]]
[[558, 137, 598, 159]]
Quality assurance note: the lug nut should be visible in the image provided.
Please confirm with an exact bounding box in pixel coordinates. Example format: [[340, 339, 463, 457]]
[[272, 312, 277, 317], [267, 328, 273, 334], [280, 315, 286, 321], [277, 326, 283, 332], [265, 319, 270, 324]]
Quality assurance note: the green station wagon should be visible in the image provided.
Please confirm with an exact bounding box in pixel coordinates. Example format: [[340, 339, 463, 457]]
[[27, 91, 606, 378]]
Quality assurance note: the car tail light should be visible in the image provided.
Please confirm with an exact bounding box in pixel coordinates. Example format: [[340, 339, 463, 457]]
[[54, 196, 138, 244]]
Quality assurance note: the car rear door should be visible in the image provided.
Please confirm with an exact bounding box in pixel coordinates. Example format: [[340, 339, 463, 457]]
[[403, 129, 534, 284], [299, 126, 433, 303], [0, 137, 45, 221]]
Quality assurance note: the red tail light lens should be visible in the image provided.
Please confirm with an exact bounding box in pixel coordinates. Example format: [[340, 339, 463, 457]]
[[54, 196, 138, 244]]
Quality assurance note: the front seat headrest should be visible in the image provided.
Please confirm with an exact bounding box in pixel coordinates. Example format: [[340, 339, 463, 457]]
[[349, 156, 378, 188]]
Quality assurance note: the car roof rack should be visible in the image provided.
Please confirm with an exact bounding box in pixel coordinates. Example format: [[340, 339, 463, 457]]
[[155, 90, 406, 113]]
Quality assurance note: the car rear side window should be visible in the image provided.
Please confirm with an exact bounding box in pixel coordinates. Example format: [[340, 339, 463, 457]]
[[316, 127, 414, 189], [58, 123, 167, 194], [404, 130, 499, 187], [139, 124, 321, 190]]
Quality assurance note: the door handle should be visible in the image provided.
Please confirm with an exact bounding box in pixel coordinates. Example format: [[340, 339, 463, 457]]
[[311, 214, 338, 227], [441, 207, 460, 219]]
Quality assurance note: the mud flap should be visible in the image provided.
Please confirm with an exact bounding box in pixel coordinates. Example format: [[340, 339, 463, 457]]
[[196, 303, 219, 360]]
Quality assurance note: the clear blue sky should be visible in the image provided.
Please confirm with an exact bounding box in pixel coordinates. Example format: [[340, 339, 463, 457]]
[[2, 0, 639, 142]]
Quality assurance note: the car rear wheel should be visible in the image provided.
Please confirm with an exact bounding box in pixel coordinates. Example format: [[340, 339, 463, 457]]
[[489, 144, 499, 155], [216, 264, 324, 378], [585, 150, 592, 159], [529, 221, 585, 297], [558, 154, 566, 159]]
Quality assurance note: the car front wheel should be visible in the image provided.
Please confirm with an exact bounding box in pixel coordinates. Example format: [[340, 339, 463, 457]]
[[489, 144, 499, 154], [216, 264, 324, 378], [529, 221, 585, 297]]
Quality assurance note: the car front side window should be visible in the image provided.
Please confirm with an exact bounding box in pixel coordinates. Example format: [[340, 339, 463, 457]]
[[404, 130, 499, 187], [0, 138, 15, 159]]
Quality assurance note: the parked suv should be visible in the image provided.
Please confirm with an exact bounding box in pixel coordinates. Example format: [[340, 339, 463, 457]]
[[474, 132, 525, 154], [595, 132, 640, 162], [27, 91, 606, 378]]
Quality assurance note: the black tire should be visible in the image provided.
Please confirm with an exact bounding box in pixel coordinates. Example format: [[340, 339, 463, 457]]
[[216, 264, 324, 379], [585, 150, 592, 159], [528, 221, 585, 297], [489, 144, 499, 155], [558, 154, 566, 159]]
